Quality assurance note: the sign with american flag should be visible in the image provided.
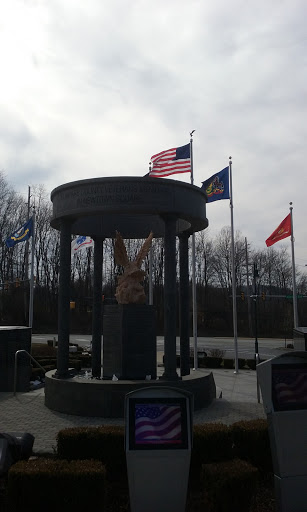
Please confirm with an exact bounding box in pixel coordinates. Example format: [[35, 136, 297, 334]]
[[135, 403, 182, 445], [150, 144, 191, 178], [272, 365, 307, 411]]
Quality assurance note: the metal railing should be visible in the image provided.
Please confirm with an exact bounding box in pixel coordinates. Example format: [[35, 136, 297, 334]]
[[14, 350, 46, 396]]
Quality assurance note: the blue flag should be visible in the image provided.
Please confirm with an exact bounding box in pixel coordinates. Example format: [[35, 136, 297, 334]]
[[6, 217, 33, 248], [201, 167, 230, 203]]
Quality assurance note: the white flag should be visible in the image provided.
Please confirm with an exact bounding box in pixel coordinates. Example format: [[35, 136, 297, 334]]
[[71, 235, 94, 256]]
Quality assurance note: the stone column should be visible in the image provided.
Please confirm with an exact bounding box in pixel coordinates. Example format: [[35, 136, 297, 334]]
[[161, 214, 179, 380], [179, 232, 190, 376], [92, 236, 103, 378], [55, 218, 71, 378]]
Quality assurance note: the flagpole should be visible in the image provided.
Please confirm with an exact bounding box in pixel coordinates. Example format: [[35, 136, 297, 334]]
[[190, 130, 198, 369], [148, 161, 153, 305], [289, 202, 298, 328], [28, 206, 35, 329], [229, 156, 239, 373]]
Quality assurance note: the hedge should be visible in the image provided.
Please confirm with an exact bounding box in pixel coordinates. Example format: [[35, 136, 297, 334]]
[[231, 419, 273, 473], [7, 458, 106, 512], [201, 458, 258, 511], [57, 426, 126, 478]]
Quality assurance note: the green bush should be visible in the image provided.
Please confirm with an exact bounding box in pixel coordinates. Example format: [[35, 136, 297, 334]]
[[31, 344, 57, 358], [238, 358, 246, 369], [34, 358, 57, 366], [223, 358, 246, 370], [201, 458, 258, 512], [191, 423, 233, 474], [57, 426, 125, 478], [190, 355, 208, 367], [76, 353, 92, 367], [223, 358, 234, 369], [68, 359, 82, 371], [246, 358, 256, 370], [231, 419, 273, 473], [203, 356, 222, 368], [7, 458, 106, 512]]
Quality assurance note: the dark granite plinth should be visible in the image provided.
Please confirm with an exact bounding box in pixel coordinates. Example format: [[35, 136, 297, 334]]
[[103, 304, 156, 380], [0, 326, 31, 391], [45, 370, 216, 418]]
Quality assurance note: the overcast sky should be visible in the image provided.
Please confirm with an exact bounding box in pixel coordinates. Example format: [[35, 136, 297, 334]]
[[1, 0, 306, 269]]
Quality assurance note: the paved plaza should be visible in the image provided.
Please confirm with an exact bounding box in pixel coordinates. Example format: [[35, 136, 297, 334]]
[[0, 367, 265, 454]]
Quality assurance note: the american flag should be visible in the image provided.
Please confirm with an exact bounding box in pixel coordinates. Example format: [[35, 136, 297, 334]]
[[135, 403, 182, 444], [71, 235, 94, 256], [150, 144, 191, 178], [273, 368, 307, 408]]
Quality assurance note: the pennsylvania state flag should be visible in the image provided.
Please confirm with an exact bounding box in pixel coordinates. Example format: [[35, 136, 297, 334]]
[[6, 217, 33, 248], [201, 167, 230, 203]]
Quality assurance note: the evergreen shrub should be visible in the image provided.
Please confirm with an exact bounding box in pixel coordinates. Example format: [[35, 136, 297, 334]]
[[7, 458, 106, 512], [246, 358, 256, 370], [223, 358, 234, 369], [203, 357, 222, 368], [57, 426, 125, 478], [68, 359, 82, 371], [231, 419, 273, 473], [238, 358, 246, 369], [34, 358, 57, 366], [191, 423, 233, 474], [76, 353, 92, 367], [201, 458, 258, 512], [31, 344, 57, 358], [223, 358, 246, 370]]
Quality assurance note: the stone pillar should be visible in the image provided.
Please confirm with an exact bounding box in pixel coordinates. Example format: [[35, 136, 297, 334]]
[[92, 236, 103, 378], [55, 218, 71, 378], [179, 232, 190, 376], [161, 214, 179, 380]]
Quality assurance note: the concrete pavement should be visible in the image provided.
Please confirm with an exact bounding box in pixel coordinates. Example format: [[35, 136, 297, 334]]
[[0, 366, 265, 454]]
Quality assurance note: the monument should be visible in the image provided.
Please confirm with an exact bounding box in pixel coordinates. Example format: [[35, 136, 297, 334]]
[[45, 176, 216, 417]]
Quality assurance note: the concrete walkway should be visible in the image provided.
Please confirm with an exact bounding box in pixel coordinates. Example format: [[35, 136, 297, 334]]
[[0, 367, 265, 454]]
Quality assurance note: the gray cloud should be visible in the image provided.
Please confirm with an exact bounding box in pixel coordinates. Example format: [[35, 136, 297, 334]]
[[0, 0, 306, 266]]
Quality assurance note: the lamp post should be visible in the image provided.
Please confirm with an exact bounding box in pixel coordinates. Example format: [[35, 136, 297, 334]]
[[253, 262, 261, 403], [253, 262, 259, 357]]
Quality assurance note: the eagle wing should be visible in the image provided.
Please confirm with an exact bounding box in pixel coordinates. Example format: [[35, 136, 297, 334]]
[[114, 231, 129, 267], [135, 231, 153, 268]]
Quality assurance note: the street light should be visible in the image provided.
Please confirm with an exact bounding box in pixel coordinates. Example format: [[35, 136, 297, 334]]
[[253, 262, 259, 357]]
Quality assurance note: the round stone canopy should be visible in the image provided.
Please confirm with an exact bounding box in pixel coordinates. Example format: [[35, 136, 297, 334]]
[[50, 176, 208, 238]]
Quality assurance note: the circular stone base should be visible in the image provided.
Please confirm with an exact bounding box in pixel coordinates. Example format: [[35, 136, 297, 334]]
[[44, 370, 216, 418]]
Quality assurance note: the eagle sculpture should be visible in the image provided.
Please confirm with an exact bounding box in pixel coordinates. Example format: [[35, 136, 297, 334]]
[[114, 231, 153, 304]]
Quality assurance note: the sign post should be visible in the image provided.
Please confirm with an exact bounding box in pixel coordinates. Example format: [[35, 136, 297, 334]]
[[125, 387, 193, 512], [257, 352, 307, 511]]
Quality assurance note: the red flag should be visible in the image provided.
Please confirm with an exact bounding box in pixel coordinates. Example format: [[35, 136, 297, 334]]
[[265, 214, 291, 247]]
